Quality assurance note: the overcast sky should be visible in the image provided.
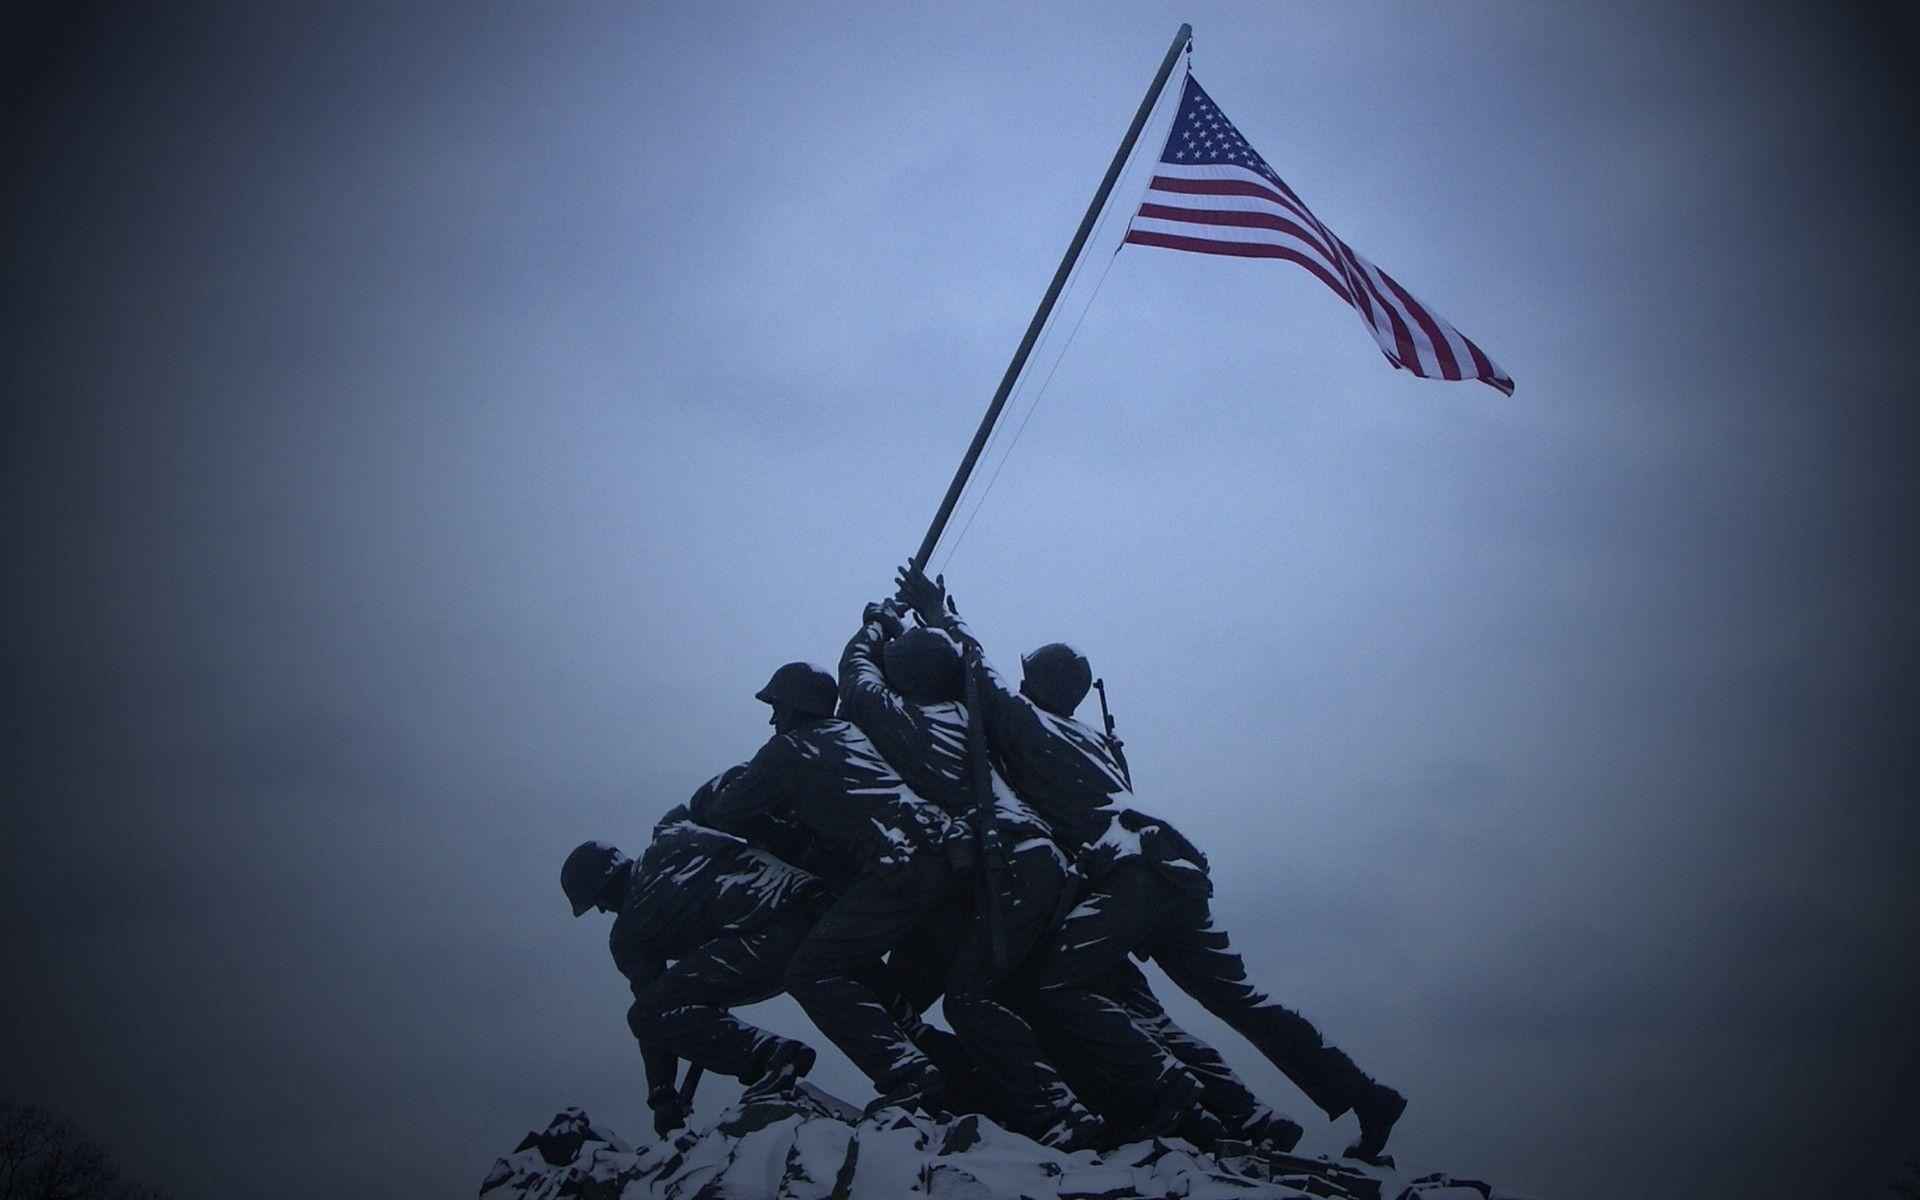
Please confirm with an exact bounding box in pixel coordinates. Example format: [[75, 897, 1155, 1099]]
[[3, 4, 1916, 1198]]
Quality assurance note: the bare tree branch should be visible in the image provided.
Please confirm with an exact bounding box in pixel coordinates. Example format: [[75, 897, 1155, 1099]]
[[0, 1102, 169, 1200]]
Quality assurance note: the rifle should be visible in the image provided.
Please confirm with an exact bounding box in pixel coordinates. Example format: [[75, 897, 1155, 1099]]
[[1092, 678, 1131, 790]]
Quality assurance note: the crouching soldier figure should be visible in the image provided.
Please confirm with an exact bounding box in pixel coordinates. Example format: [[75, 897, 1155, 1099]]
[[690, 661, 968, 1115], [560, 808, 824, 1136], [898, 568, 1405, 1165], [839, 600, 1104, 1151]]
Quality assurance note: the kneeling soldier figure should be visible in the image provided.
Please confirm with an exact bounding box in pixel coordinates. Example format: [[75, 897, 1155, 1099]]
[[561, 806, 824, 1136]]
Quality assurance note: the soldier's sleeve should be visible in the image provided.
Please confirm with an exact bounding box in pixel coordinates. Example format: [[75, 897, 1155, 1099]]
[[965, 645, 1043, 750], [1126, 810, 1211, 898], [745, 813, 827, 878], [942, 610, 985, 658], [688, 763, 751, 811], [690, 734, 794, 835], [621, 955, 679, 1096], [837, 620, 896, 724]]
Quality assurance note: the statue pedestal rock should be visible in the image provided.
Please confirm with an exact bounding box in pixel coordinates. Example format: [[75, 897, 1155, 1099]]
[[480, 1093, 1535, 1200]]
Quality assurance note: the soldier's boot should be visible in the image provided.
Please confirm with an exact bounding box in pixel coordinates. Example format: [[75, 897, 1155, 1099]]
[[863, 1061, 952, 1119], [1242, 1111, 1304, 1155], [1342, 1081, 1406, 1168], [1035, 1104, 1106, 1154], [743, 1039, 816, 1101], [1132, 1070, 1205, 1142], [909, 1026, 1005, 1122]]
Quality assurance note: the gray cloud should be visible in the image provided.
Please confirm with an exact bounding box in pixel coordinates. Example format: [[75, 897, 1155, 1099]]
[[4, 3, 1916, 1199]]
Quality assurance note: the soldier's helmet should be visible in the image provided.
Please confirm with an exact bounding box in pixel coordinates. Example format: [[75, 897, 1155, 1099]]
[[883, 626, 963, 702], [754, 662, 838, 718], [562, 840, 626, 917], [1019, 643, 1093, 717]]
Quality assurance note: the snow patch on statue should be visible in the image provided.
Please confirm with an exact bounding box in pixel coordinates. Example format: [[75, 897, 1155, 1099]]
[[481, 1093, 1539, 1200]]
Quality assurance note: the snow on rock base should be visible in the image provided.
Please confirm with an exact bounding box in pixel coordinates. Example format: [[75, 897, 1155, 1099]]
[[479, 1094, 1532, 1200]]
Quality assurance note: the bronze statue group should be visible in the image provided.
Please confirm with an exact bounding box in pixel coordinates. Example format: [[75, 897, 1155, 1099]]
[[562, 567, 1406, 1166]]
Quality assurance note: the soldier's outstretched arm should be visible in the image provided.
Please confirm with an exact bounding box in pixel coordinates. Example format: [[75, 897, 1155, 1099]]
[[743, 812, 836, 881], [684, 768, 807, 869], [688, 763, 750, 812], [838, 601, 906, 717], [967, 646, 1028, 722], [688, 737, 793, 836]]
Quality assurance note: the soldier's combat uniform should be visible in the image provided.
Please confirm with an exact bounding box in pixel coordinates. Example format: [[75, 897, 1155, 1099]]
[[838, 608, 1101, 1147], [1038, 958, 1290, 1148], [611, 806, 825, 1094], [905, 575, 1399, 1159], [1035, 816, 1377, 1137], [691, 663, 967, 1106]]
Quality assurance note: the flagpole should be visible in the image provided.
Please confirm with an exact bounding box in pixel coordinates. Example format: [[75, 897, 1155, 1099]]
[[907, 23, 1192, 574]]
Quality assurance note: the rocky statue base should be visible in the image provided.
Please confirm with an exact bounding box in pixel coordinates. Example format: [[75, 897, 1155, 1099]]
[[481, 1092, 1535, 1200]]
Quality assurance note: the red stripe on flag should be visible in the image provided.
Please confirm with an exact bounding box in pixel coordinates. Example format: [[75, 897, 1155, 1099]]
[[1374, 266, 1463, 382], [1462, 338, 1514, 395], [1124, 230, 1355, 305], [1146, 175, 1324, 236], [1337, 245, 1423, 374], [1135, 203, 1340, 270]]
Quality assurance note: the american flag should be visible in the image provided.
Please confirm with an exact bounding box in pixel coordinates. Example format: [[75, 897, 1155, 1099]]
[[1127, 75, 1514, 396]]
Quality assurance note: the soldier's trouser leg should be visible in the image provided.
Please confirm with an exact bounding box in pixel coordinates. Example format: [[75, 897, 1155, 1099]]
[[889, 890, 972, 1013], [883, 908, 1012, 1124], [629, 911, 812, 1083], [782, 855, 954, 1092], [1035, 1026, 1147, 1132], [1095, 960, 1274, 1136], [1143, 894, 1371, 1120], [942, 847, 1091, 1136], [1028, 860, 1189, 1103]]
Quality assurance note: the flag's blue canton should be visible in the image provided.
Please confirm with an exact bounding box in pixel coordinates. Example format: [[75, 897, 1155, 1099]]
[[1163, 77, 1281, 186]]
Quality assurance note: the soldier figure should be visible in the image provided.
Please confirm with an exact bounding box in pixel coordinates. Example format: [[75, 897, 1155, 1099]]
[[838, 600, 1104, 1150], [560, 807, 823, 1137], [898, 567, 1406, 1166], [689, 661, 969, 1115]]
